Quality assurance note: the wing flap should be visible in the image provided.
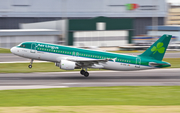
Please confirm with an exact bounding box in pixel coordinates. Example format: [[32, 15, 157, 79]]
[[67, 58, 109, 62], [67, 58, 111, 68]]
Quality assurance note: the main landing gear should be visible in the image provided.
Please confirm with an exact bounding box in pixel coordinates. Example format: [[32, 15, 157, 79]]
[[80, 68, 89, 77], [28, 59, 33, 69]]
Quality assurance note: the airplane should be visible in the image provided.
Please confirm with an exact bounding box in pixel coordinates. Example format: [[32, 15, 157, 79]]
[[11, 34, 172, 77]]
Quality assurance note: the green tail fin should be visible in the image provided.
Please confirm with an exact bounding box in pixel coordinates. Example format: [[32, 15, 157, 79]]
[[139, 34, 172, 61]]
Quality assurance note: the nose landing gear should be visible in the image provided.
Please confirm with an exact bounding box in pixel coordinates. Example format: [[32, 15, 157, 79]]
[[80, 68, 89, 77], [28, 59, 33, 69]]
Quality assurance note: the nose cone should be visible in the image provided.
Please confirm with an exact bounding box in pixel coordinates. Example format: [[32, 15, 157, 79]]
[[10, 47, 16, 54]]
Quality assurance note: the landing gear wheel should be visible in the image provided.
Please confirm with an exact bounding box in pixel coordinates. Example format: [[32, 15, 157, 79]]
[[28, 59, 33, 69], [84, 72, 89, 77], [80, 70, 85, 75], [28, 65, 32, 69]]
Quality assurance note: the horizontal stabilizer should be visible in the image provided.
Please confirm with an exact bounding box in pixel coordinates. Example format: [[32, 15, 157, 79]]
[[149, 62, 171, 67]]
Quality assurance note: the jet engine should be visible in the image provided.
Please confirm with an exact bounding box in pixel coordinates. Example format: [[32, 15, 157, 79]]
[[55, 60, 76, 70]]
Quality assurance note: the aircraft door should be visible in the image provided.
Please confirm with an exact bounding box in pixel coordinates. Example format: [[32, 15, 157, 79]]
[[72, 52, 79, 57], [30, 43, 37, 53], [135, 57, 141, 68], [76, 52, 79, 57], [72, 51, 75, 56]]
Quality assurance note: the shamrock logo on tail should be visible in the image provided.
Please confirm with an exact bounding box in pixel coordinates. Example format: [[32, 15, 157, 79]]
[[151, 42, 165, 54]]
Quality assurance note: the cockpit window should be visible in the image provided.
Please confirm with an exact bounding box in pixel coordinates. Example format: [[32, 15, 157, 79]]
[[18, 43, 22, 46], [20, 44, 25, 48]]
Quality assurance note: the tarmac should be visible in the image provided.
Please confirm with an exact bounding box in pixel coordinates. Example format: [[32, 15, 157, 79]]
[[0, 52, 180, 90], [0, 68, 180, 90]]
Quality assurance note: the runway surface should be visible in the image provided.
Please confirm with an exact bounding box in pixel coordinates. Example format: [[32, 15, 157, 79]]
[[0, 68, 180, 90], [0, 52, 180, 62]]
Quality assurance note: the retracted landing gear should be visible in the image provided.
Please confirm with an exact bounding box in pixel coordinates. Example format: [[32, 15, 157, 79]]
[[80, 68, 89, 77], [28, 59, 33, 69]]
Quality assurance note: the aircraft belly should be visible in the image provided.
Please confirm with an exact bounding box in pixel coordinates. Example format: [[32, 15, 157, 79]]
[[103, 62, 154, 71]]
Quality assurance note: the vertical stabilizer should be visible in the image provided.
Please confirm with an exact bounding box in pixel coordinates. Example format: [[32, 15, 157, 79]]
[[139, 34, 172, 61]]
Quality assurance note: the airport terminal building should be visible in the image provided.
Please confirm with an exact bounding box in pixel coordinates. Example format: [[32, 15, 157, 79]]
[[0, 0, 168, 47]]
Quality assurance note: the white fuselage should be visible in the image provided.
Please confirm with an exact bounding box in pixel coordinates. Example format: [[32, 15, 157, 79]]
[[11, 47, 155, 71]]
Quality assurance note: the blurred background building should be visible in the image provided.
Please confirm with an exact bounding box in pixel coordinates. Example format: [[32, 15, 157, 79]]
[[0, 0, 179, 50], [166, 4, 180, 25]]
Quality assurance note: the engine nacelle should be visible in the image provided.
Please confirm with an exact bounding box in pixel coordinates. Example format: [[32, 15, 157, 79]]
[[56, 60, 76, 70]]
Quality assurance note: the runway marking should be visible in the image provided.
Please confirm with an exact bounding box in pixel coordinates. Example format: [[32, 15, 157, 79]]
[[61, 82, 180, 86], [0, 85, 69, 90], [38, 68, 180, 74], [62, 83, 80, 85], [1, 82, 180, 90], [0, 61, 48, 63], [61, 82, 180, 84]]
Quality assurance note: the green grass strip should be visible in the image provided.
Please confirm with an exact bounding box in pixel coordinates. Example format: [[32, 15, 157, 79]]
[[0, 86, 180, 106], [0, 62, 101, 73], [0, 48, 11, 53], [164, 58, 180, 68]]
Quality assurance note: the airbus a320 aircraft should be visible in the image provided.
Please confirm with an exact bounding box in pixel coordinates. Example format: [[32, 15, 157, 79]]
[[11, 34, 172, 77]]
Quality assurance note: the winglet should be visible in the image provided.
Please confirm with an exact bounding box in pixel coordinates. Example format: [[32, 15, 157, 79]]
[[139, 34, 172, 61]]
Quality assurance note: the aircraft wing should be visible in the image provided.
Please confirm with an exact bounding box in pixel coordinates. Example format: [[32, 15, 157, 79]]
[[67, 58, 113, 68]]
